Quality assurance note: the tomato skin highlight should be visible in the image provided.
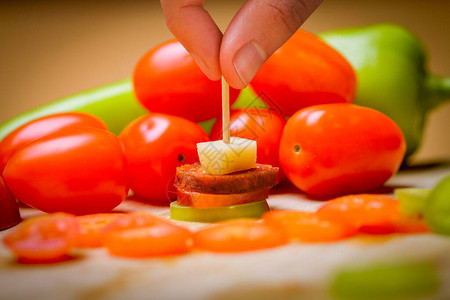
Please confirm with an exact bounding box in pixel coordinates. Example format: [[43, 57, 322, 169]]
[[0, 112, 108, 172], [133, 40, 239, 122], [103, 212, 192, 258], [2, 213, 79, 263], [119, 113, 209, 204], [279, 103, 406, 196], [3, 128, 129, 214], [251, 30, 356, 117], [210, 109, 286, 181], [193, 219, 288, 253], [0, 175, 21, 230], [263, 210, 357, 243]]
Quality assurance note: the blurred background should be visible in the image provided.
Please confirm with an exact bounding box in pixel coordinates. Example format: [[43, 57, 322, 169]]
[[1, 0, 449, 164]]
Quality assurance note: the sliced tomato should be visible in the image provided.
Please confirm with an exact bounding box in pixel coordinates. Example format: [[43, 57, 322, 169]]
[[177, 188, 268, 208], [103, 212, 192, 258], [392, 215, 429, 234], [193, 219, 288, 253], [2, 213, 79, 263], [170, 200, 270, 223], [75, 213, 125, 248], [317, 194, 400, 234], [263, 210, 357, 243]]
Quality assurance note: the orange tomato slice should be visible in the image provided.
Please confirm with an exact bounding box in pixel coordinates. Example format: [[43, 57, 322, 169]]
[[318, 194, 400, 234], [75, 213, 125, 248], [193, 219, 288, 253], [2, 213, 79, 263], [103, 212, 192, 258], [263, 210, 357, 242], [177, 188, 268, 208]]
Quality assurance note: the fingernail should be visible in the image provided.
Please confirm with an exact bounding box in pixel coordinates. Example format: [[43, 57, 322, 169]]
[[233, 41, 267, 86], [191, 53, 209, 75]]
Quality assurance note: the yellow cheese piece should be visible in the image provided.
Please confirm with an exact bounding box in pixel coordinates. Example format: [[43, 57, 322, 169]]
[[197, 137, 257, 175]]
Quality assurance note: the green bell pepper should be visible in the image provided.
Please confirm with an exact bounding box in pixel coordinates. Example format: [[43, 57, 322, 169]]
[[0, 79, 147, 140], [319, 23, 450, 160]]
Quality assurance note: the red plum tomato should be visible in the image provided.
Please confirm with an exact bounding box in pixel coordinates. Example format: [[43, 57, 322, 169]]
[[210, 108, 286, 181], [133, 40, 240, 122], [251, 30, 356, 117], [0, 112, 107, 172], [119, 113, 209, 204], [279, 104, 406, 196], [3, 128, 128, 214]]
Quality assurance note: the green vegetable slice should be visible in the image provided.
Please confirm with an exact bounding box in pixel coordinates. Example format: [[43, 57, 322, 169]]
[[170, 200, 270, 223], [424, 175, 450, 235], [330, 261, 439, 300], [394, 188, 430, 217]]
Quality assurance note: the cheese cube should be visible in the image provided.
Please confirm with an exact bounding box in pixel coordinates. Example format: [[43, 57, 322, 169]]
[[197, 137, 256, 175]]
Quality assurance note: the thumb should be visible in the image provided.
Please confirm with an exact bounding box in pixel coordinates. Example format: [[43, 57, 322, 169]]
[[220, 0, 323, 89]]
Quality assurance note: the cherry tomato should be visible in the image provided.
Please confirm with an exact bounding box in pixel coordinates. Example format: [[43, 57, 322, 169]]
[[263, 210, 357, 242], [177, 188, 268, 208], [251, 30, 356, 117], [133, 40, 240, 122], [170, 200, 270, 223], [2, 213, 79, 263], [0, 112, 107, 172], [103, 212, 192, 258], [119, 113, 209, 204], [3, 128, 128, 214], [0, 175, 21, 230], [210, 108, 286, 181], [193, 219, 288, 252], [75, 213, 125, 248], [279, 104, 406, 196], [318, 194, 400, 234]]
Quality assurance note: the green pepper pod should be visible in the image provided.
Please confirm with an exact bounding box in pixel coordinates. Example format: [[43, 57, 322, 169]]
[[319, 23, 450, 161], [0, 79, 147, 140]]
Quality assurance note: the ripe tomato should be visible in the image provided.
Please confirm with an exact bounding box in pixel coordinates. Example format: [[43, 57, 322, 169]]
[[318, 194, 401, 234], [210, 108, 286, 181], [3, 128, 128, 214], [0, 112, 107, 172], [263, 210, 357, 242], [193, 219, 288, 252], [3, 213, 79, 263], [103, 212, 192, 258], [0, 175, 21, 230], [119, 113, 209, 203], [279, 104, 406, 196], [75, 213, 125, 248], [250, 30, 356, 117], [133, 40, 240, 122]]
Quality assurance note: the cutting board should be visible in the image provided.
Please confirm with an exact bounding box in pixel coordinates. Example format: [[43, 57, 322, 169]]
[[1, 164, 450, 300]]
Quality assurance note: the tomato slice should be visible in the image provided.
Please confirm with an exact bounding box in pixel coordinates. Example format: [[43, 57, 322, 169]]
[[177, 188, 268, 208], [317, 194, 400, 234], [2, 213, 79, 263], [103, 212, 192, 258], [193, 219, 288, 252], [170, 200, 270, 223], [263, 210, 357, 242], [75, 213, 125, 248]]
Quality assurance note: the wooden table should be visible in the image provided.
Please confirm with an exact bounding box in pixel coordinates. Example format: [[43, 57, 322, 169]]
[[1, 164, 450, 300]]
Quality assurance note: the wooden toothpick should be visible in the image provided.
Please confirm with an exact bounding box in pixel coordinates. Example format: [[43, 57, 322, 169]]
[[222, 76, 230, 144]]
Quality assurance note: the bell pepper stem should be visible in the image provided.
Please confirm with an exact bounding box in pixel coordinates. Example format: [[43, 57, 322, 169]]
[[425, 74, 450, 111]]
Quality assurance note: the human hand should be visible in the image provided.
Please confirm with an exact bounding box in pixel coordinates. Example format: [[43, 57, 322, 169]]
[[160, 0, 323, 89]]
